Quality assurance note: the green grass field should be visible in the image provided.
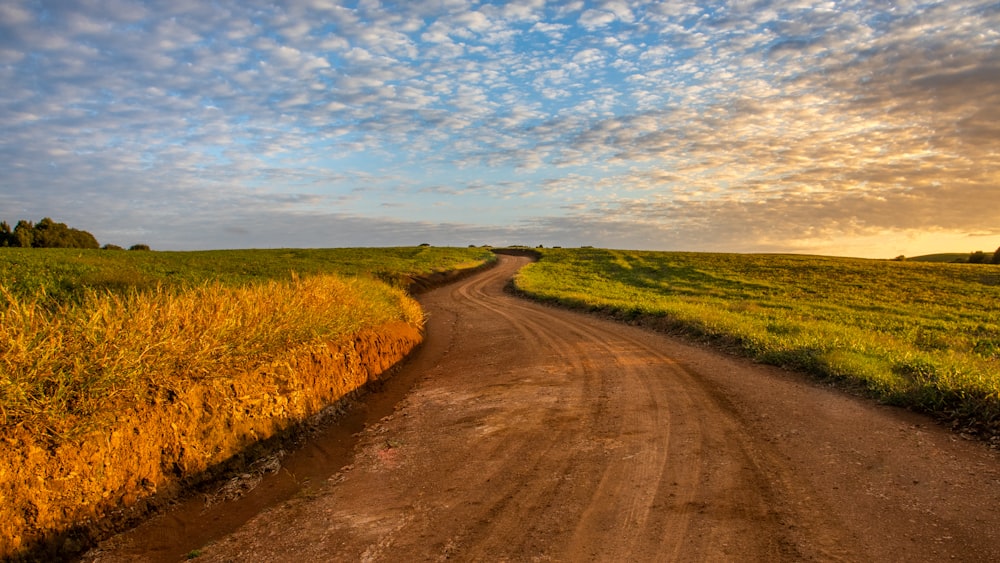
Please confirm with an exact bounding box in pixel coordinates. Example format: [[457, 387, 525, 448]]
[[907, 253, 973, 263], [0, 246, 495, 303], [0, 247, 494, 440], [514, 248, 1000, 436]]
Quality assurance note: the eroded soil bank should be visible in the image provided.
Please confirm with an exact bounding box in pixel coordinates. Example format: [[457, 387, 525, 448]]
[[0, 321, 422, 561]]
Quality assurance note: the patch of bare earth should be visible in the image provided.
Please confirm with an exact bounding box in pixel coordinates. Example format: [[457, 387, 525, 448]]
[[92, 255, 1000, 562]]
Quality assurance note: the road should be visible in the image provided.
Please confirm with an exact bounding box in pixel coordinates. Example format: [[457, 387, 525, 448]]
[[94, 254, 1000, 562]]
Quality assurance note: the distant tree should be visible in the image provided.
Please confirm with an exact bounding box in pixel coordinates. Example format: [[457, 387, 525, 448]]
[[418, 243, 430, 247], [30, 217, 99, 249], [13, 220, 34, 247], [992, 246, 1000, 265], [894, 255, 906, 261], [69, 228, 99, 249], [969, 250, 988, 264], [102, 243, 124, 251], [0, 218, 99, 248], [128, 244, 151, 251], [0, 221, 12, 247]]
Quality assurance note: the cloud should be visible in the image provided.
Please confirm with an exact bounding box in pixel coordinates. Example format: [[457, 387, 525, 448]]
[[578, 9, 618, 30], [1, 0, 997, 257]]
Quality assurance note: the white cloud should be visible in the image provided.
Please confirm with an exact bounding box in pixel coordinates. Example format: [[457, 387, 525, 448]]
[[599, 0, 634, 23], [452, 10, 493, 33], [0, 2, 32, 25], [572, 47, 605, 65], [579, 9, 617, 30], [0, 0, 997, 256], [501, 0, 546, 22]]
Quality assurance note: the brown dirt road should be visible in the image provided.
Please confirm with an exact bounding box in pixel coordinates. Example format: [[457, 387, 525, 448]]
[[91, 254, 1000, 562]]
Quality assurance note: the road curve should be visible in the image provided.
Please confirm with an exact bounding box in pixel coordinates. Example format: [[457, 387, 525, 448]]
[[106, 254, 1000, 561]]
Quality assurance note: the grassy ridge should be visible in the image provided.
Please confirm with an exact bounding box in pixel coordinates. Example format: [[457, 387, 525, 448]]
[[907, 253, 973, 263], [514, 248, 1000, 435], [0, 247, 493, 440]]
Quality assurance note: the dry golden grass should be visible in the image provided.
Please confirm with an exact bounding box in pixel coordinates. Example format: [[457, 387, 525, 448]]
[[0, 274, 423, 440]]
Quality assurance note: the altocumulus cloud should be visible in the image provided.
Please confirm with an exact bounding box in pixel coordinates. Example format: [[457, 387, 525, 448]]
[[1, 0, 998, 256]]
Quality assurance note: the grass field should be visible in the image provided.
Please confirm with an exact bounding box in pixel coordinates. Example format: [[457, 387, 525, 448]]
[[907, 253, 974, 263], [0, 246, 494, 303], [0, 246, 494, 440], [514, 248, 1000, 436]]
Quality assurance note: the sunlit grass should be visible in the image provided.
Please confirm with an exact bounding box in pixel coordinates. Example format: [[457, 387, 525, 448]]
[[0, 246, 495, 303], [514, 248, 1000, 435], [0, 246, 491, 440], [0, 276, 422, 439]]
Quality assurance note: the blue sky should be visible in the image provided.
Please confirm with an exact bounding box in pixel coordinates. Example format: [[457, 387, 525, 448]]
[[2, 0, 998, 257]]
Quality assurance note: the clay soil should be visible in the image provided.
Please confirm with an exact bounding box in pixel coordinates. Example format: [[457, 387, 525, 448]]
[[87, 254, 1000, 562]]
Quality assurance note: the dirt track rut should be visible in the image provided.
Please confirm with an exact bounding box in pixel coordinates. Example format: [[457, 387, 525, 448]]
[[93, 254, 1000, 562]]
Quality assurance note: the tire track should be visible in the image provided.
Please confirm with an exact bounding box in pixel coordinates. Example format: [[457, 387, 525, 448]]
[[443, 257, 721, 560], [175, 253, 1000, 563], [441, 258, 612, 559]]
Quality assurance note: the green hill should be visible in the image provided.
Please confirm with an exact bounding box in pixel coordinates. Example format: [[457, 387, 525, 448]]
[[907, 253, 970, 263]]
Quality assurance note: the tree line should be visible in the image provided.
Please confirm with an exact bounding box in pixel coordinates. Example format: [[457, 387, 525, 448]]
[[0, 217, 149, 250], [968, 248, 1000, 265]]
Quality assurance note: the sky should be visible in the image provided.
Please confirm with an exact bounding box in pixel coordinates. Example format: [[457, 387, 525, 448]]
[[2, 0, 999, 257]]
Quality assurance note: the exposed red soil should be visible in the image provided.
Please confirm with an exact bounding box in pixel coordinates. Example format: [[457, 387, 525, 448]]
[[88, 254, 1000, 562], [1, 322, 421, 561]]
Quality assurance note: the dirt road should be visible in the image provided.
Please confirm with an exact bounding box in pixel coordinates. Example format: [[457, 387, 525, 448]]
[[94, 254, 1000, 562]]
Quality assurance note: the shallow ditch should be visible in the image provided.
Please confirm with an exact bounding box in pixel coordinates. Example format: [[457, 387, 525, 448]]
[[75, 355, 426, 563]]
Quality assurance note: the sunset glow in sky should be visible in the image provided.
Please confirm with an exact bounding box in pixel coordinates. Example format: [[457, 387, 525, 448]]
[[2, 1, 999, 257]]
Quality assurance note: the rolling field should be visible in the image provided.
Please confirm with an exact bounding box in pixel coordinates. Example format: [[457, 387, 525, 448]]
[[514, 248, 1000, 436], [0, 246, 494, 303], [0, 246, 494, 440]]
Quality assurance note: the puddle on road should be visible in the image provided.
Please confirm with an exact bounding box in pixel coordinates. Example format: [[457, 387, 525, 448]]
[[80, 361, 424, 563]]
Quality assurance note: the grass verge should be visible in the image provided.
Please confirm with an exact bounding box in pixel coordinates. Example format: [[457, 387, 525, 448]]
[[0, 275, 422, 441], [512, 248, 1000, 439], [0, 246, 493, 441]]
